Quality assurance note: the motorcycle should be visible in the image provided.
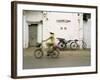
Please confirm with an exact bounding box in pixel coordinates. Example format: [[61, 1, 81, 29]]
[[70, 39, 79, 50], [34, 42, 60, 59], [71, 39, 87, 49], [56, 38, 79, 50], [56, 38, 72, 49]]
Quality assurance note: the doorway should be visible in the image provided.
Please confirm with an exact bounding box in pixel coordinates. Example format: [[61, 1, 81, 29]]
[[29, 24, 38, 47]]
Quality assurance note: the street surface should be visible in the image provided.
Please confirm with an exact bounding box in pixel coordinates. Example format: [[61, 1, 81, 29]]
[[23, 47, 90, 69]]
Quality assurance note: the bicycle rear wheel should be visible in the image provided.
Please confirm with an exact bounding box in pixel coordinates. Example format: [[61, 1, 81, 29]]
[[50, 49, 60, 58]]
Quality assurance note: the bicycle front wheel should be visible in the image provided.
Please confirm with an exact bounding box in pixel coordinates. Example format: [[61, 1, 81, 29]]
[[34, 49, 43, 59]]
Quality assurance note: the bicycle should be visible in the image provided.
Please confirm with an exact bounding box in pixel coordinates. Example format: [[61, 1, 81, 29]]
[[34, 42, 60, 59]]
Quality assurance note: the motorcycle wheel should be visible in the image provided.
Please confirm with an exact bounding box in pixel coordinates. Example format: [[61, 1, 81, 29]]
[[58, 42, 66, 49], [51, 49, 60, 58], [34, 49, 43, 59], [70, 42, 79, 50]]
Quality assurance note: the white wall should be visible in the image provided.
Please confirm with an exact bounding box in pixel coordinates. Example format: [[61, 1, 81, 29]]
[[24, 11, 43, 22], [23, 11, 92, 48], [43, 12, 80, 42], [23, 11, 83, 48], [38, 23, 43, 43], [23, 15, 29, 48]]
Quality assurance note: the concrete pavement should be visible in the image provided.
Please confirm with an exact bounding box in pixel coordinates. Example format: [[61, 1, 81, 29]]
[[23, 47, 90, 69]]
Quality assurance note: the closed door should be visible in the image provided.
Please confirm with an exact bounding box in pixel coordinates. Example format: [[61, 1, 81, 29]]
[[29, 24, 37, 47]]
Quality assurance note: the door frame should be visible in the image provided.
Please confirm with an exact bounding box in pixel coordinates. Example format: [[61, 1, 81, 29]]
[[27, 21, 43, 47]]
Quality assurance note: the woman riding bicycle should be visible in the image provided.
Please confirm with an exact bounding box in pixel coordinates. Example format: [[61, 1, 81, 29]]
[[43, 32, 55, 56]]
